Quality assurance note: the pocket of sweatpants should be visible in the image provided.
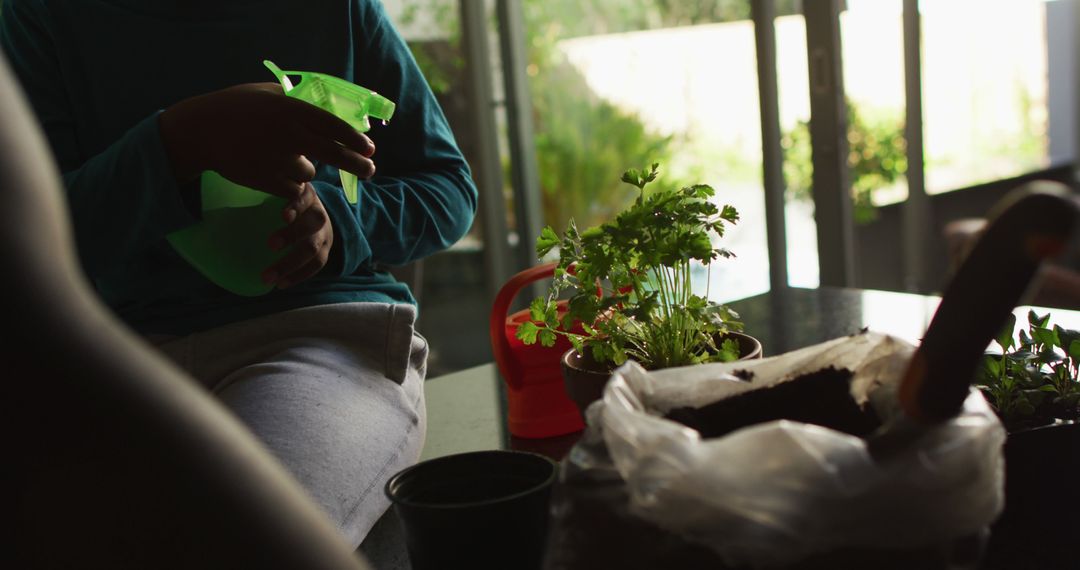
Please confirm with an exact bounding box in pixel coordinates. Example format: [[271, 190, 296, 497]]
[[384, 303, 425, 385]]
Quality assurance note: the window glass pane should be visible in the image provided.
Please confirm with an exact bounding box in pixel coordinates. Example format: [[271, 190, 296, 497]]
[[392, 0, 479, 239], [921, 0, 1051, 193], [524, 1, 769, 303], [841, 0, 908, 217], [776, 11, 819, 288], [779, 0, 907, 286], [391, 0, 491, 375]]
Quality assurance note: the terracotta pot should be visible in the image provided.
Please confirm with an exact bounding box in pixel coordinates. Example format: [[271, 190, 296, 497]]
[[561, 331, 763, 420]]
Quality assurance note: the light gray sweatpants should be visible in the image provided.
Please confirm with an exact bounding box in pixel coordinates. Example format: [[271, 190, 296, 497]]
[[155, 302, 427, 547]]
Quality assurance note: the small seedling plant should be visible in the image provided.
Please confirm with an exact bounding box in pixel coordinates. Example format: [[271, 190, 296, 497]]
[[974, 310, 1080, 432], [516, 163, 744, 371]]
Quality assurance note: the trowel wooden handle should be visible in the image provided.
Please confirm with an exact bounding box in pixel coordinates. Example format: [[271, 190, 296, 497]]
[[899, 183, 1079, 423]]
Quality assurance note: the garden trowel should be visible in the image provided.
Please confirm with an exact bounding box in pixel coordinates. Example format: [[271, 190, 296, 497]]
[[869, 181, 1079, 460]]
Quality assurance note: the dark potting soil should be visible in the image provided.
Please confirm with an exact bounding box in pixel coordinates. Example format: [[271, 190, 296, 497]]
[[732, 369, 754, 381], [664, 366, 882, 438]]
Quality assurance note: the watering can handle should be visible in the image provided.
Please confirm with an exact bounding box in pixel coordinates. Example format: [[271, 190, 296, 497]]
[[490, 262, 558, 391]]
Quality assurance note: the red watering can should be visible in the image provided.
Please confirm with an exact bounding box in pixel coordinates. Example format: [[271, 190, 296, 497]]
[[490, 262, 586, 439]]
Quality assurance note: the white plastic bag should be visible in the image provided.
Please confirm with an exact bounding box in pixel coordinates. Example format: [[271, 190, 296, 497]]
[[579, 332, 1005, 568]]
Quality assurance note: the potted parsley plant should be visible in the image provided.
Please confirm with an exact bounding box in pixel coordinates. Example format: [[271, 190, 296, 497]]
[[515, 163, 761, 415]]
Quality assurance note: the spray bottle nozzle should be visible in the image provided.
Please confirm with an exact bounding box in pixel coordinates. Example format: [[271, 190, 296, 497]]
[[264, 60, 396, 203]]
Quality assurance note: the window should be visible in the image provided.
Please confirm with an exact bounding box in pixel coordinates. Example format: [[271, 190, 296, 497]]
[[521, 1, 771, 302], [921, 0, 1054, 193]]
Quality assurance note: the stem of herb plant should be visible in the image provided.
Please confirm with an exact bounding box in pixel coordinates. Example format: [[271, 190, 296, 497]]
[[652, 267, 669, 364]]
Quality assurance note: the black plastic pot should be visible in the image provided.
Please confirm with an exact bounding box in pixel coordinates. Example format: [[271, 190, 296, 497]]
[[984, 422, 1080, 570], [385, 450, 557, 570]]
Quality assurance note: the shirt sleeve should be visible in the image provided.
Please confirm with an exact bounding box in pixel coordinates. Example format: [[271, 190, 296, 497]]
[[316, 0, 478, 276], [0, 0, 197, 281]]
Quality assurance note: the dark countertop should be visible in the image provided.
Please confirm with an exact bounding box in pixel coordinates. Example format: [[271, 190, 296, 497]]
[[727, 285, 940, 355], [423, 286, 1080, 569]]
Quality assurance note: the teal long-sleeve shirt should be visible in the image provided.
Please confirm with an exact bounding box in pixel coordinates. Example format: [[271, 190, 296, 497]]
[[0, 0, 477, 335]]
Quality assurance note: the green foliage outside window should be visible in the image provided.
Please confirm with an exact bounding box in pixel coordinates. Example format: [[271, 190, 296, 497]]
[[781, 100, 908, 224], [528, 61, 677, 233], [398, 0, 802, 233]]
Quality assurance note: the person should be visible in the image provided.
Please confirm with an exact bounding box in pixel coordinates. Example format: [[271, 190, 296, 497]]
[[0, 0, 478, 548]]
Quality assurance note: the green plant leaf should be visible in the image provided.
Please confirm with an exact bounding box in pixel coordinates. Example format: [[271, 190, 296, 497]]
[[538, 328, 557, 348], [1032, 326, 1060, 348], [1054, 325, 1077, 345], [620, 163, 659, 190], [995, 314, 1016, 351], [536, 226, 560, 257], [720, 204, 740, 223], [979, 354, 1002, 380], [529, 297, 549, 322], [1029, 310, 1051, 329], [516, 321, 540, 345], [568, 335, 584, 355], [718, 338, 740, 362]]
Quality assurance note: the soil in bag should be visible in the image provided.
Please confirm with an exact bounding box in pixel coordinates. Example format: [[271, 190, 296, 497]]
[[544, 367, 975, 570], [664, 366, 882, 438]]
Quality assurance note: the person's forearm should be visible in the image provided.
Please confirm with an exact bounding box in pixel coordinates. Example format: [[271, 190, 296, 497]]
[[158, 97, 209, 184], [335, 0, 478, 273], [312, 162, 476, 276]]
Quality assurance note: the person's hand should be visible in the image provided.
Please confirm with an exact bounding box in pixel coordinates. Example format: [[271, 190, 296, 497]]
[[261, 182, 334, 288], [159, 82, 376, 201]]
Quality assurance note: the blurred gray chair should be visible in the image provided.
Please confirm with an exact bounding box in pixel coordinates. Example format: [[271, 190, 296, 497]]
[[2, 51, 371, 569], [945, 204, 1080, 311]]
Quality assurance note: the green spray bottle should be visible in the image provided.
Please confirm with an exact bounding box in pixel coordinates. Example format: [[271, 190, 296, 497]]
[[166, 60, 396, 296]]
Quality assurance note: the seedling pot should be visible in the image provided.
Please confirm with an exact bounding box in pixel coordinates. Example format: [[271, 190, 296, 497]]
[[385, 450, 557, 570], [984, 421, 1080, 569]]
